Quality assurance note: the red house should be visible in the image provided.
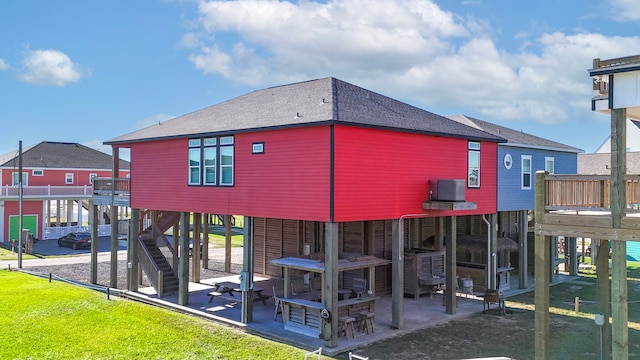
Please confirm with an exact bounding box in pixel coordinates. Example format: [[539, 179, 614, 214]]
[[0, 141, 129, 243], [103, 78, 503, 347]]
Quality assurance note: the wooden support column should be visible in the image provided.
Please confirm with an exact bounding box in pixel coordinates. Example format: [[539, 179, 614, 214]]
[[391, 219, 403, 329], [434, 217, 445, 250], [241, 216, 254, 323], [203, 214, 210, 269], [225, 214, 232, 273], [490, 213, 498, 290], [172, 224, 179, 255], [90, 201, 99, 284], [596, 239, 612, 358], [611, 107, 628, 360], [110, 146, 120, 289], [518, 210, 528, 289], [178, 212, 190, 305], [534, 170, 550, 360], [192, 213, 201, 282], [322, 222, 339, 347], [129, 208, 140, 292], [445, 216, 457, 314]]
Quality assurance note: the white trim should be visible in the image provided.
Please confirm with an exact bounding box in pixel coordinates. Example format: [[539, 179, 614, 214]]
[[65, 173, 74, 184], [521, 155, 532, 190], [32, 169, 44, 176], [545, 157, 555, 174]]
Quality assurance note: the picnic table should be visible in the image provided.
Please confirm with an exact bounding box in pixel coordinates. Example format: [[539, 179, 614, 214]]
[[207, 281, 270, 305]]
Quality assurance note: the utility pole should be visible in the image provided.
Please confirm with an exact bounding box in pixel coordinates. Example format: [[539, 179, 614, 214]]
[[18, 140, 23, 269]]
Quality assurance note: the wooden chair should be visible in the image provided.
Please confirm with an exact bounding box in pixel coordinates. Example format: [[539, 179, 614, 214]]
[[351, 278, 366, 298], [272, 285, 284, 321]]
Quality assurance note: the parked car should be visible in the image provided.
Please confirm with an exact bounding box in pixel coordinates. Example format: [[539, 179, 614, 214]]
[[57, 232, 92, 250]]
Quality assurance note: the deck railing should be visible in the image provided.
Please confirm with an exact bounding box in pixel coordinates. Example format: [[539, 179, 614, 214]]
[[0, 185, 92, 199], [92, 177, 130, 206], [545, 174, 640, 212]]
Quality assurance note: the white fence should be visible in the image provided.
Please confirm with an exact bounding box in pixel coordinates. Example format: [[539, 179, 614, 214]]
[[42, 224, 113, 239]]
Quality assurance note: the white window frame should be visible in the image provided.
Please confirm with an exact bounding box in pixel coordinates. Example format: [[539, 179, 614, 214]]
[[89, 173, 98, 183], [188, 136, 234, 186], [32, 169, 44, 176], [467, 142, 480, 188], [65, 173, 74, 185], [521, 155, 532, 190], [12, 172, 28, 186], [545, 157, 555, 174]]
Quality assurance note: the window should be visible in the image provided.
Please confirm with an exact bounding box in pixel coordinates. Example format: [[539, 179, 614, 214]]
[[65, 173, 74, 184], [252, 142, 264, 154], [12, 172, 28, 186], [522, 155, 532, 189], [467, 142, 480, 188], [545, 157, 554, 174], [188, 136, 234, 186], [32, 169, 44, 176], [89, 173, 97, 183]]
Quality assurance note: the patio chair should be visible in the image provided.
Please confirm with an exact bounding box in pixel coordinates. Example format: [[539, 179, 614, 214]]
[[273, 285, 284, 321], [351, 278, 366, 298]]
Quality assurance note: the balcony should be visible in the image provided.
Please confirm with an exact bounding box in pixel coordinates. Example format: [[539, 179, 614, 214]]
[[92, 178, 130, 207], [536, 174, 640, 241], [0, 185, 93, 200]]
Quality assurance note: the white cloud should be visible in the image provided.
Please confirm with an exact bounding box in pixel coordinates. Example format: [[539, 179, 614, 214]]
[[184, 0, 640, 126], [609, 0, 640, 21], [19, 49, 89, 86], [0, 58, 9, 71]]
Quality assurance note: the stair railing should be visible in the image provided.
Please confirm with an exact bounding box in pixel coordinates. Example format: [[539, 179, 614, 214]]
[[136, 236, 164, 297]]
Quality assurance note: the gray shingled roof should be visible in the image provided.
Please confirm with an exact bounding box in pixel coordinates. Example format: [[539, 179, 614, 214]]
[[448, 115, 582, 153], [106, 77, 504, 145], [578, 152, 640, 175], [0, 141, 130, 169]]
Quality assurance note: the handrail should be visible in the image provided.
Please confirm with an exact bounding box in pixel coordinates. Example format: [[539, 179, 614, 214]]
[[545, 174, 640, 212], [136, 236, 164, 297]]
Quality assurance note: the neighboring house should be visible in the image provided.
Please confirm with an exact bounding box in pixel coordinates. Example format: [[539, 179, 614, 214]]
[[0, 141, 130, 242], [103, 77, 506, 346], [448, 115, 582, 286], [595, 118, 640, 153]]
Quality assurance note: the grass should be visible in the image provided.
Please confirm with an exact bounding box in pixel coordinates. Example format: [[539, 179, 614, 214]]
[[0, 270, 319, 359], [0, 243, 39, 261]]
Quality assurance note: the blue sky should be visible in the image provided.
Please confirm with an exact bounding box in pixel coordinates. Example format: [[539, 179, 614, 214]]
[[1, 0, 639, 158]]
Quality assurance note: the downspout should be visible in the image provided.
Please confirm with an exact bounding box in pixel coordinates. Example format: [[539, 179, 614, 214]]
[[482, 214, 492, 290]]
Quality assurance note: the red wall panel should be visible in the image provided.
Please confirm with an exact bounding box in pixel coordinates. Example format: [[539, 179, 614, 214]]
[[130, 126, 332, 221], [333, 125, 497, 221], [1, 168, 127, 186], [3, 200, 42, 241]]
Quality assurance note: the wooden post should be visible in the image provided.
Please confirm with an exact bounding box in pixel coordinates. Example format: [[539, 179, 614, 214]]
[[445, 216, 457, 314], [391, 219, 403, 329], [534, 170, 550, 360], [192, 213, 201, 282], [323, 222, 339, 347], [129, 208, 140, 292], [203, 214, 210, 269], [490, 213, 498, 290], [518, 210, 528, 289], [90, 201, 99, 284], [178, 212, 190, 305], [110, 146, 120, 289], [596, 239, 612, 358], [225, 214, 232, 273], [611, 107, 628, 359], [241, 216, 254, 324]]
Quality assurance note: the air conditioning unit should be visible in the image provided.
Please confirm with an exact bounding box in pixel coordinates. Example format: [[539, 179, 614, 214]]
[[433, 179, 465, 202]]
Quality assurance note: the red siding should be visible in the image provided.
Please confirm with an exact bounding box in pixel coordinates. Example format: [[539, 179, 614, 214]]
[[3, 200, 42, 241], [333, 125, 497, 221], [130, 126, 332, 221]]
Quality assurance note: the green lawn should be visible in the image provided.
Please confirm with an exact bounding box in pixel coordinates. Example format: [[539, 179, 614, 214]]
[[0, 270, 320, 359]]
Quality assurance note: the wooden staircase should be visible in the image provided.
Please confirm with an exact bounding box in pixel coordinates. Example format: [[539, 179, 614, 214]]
[[137, 210, 180, 297]]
